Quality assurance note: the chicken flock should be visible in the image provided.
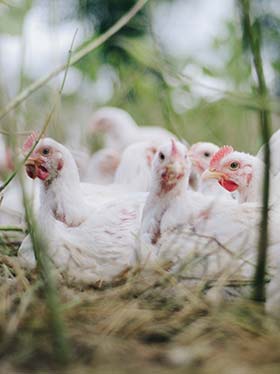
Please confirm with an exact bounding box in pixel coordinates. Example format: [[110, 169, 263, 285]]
[[1, 106, 280, 313]]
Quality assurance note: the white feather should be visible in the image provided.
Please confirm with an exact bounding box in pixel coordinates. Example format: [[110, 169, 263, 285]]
[[90, 107, 176, 151], [141, 140, 280, 283], [18, 138, 147, 286]]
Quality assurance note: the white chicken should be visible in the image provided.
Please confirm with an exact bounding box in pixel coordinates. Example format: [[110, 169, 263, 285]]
[[89, 106, 176, 151], [257, 128, 280, 176], [18, 137, 147, 286], [84, 141, 157, 192], [0, 134, 40, 226], [0, 134, 13, 175], [84, 148, 120, 185], [70, 149, 90, 179], [266, 260, 280, 315], [114, 141, 157, 192], [0, 177, 39, 226], [140, 140, 280, 281], [189, 142, 219, 175], [0, 135, 20, 224], [188, 142, 232, 198]]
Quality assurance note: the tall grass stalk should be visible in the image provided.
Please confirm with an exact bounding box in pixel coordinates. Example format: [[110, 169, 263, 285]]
[[21, 181, 71, 364], [240, 0, 271, 302], [5, 30, 80, 364]]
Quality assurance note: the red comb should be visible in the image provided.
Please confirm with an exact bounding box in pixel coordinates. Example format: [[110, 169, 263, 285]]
[[210, 145, 234, 169], [171, 138, 178, 156], [23, 131, 39, 154]]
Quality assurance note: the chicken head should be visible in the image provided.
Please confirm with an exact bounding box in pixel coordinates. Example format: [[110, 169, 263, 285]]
[[202, 145, 256, 193], [153, 139, 190, 194], [25, 138, 64, 182], [188, 142, 219, 175]]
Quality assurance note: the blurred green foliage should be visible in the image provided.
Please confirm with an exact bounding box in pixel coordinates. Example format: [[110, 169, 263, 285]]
[[0, 0, 280, 154], [0, 0, 33, 35], [77, 0, 146, 35]]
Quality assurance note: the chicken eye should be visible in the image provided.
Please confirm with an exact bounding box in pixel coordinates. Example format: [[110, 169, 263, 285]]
[[159, 152, 165, 161], [229, 161, 239, 170], [204, 152, 210, 157], [42, 148, 50, 156]]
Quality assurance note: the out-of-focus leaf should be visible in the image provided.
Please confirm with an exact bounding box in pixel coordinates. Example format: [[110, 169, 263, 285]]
[[0, 0, 12, 7], [201, 66, 215, 77], [74, 40, 102, 81], [272, 60, 280, 73], [117, 36, 158, 70], [0, 0, 33, 35]]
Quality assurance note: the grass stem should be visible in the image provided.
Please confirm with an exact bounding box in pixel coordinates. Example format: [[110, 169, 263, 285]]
[[240, 0, 271, 302]]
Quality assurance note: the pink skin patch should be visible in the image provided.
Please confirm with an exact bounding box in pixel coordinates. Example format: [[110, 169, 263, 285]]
[[37, 165, 49, 181], [192, 159, 205, 174], [54, 212, 66, 224], [171, 139, 179, 157], [210, 145, 234, 170], [146, 147, 157, 167], [219, 178, 238, 192], [159, 141, 186, 193], [100, 155, 119, 174], [246, 172, 252, 186], [5, 148, 14, 171], [57, 159, 64, 171], [189, 151, 205, 175], [198, 209, 210, 220], [160, 168, 184, 193]]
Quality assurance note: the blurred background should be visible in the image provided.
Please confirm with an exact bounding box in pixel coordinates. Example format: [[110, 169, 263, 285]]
[[1, 3, 280, 370], [0, 0, 280, 153]]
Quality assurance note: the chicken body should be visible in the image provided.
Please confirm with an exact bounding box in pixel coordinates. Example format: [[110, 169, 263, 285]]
[[90, 107, 176, 151], [0, 134, 40, 226], [0, 176, 40, 226], [19, 137, 147, 286], [85, 141, 157, 190], [257, 128, 280, 176], [141, 141, 280, 282], [84, 148, 120, 185], [114, 141, 157, 192]]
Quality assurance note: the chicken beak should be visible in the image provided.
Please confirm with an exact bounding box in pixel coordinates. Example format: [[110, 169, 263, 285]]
[[25, 156, 40, 167], [166, 160, 185, 179], [202, 169, 225, 181]]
